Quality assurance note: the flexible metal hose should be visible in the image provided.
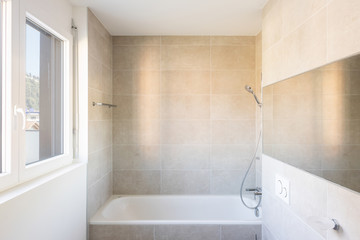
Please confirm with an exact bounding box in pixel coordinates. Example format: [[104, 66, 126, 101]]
[[239, 131, 262, 210]]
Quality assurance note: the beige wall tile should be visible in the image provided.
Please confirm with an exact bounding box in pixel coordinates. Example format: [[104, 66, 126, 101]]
[[211, 46, 255, 70], [211, 170, 254, 194], [88, 147, 112, 187], [113, 95, 160, 120], [161, 95, 210, 120], [212, 120, 255, 144], [282, 0, 327, 35], [113, 71, 160, 95], [113, 145, 161, 170], [161, 71, 210, 94], [327, 0, 360, 62], [88, 88, 112, 121], [113, 170, 161, 194], [281, 9, 327, 80], [256, 32, 262, 71], [161, 145, 210, 170], [211, 36, 255, 46], [262, 0, 282, 52], [262, 42, 283, 86], [113, 36, 160, 46], [110, 36, 257, 195], [88, 10, 113, 220], [161, 120, 210, 144], [161, 36, 210, 45], [90, 225, 154, 240], [161, 170, 210, 194], [113, 46, 160, 70], [212, 145, 254, 170], [211, 95, 255, 120], [88, 120, 112, 153], [113, 120, 160, 145], [88, 56, 102, 90], [212, 71, 255, 94], [155, 225, 220, 240], [161, 46, 210, 70], [221, 225, 262, 240]]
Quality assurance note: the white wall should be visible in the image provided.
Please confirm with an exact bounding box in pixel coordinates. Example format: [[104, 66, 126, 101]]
[[0, 164, 87, 240], [0, 0, 87, 239]]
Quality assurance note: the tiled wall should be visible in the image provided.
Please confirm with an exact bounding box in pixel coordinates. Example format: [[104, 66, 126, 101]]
[[87, 10, 113, 218], [261, 0, 360, 239], [263, 55, 360, 193], [255, 32, 262, 186], [112, 36, 259, 195], [262, 0, 360, 86], [90, 224, 262, 240]]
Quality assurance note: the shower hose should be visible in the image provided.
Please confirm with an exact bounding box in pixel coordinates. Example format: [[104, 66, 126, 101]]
[[239, 131, 262, 212]]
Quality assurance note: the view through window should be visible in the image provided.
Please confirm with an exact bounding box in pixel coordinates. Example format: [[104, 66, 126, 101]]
[[25, 19, 64, 165]]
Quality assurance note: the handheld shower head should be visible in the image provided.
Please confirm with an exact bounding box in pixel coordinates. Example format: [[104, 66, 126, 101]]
[[245, 85, 254, 94], [244, 85, 262, 107]]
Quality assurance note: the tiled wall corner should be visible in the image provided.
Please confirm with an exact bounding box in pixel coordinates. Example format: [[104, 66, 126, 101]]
[[87, 9, 113, 219]]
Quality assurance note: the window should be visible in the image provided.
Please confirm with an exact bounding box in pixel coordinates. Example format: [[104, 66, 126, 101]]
[[25, 19, 64, 165], [0, 4, 72, 191]]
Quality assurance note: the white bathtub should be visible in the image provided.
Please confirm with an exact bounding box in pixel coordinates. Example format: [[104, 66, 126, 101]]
[[90, 195, 261, 225]]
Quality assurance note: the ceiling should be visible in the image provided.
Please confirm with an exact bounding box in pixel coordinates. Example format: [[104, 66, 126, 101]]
[[70, 0, 268, 36]]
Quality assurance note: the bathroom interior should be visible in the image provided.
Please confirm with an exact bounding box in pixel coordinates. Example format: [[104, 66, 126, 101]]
[[0, 0, 359, 239]]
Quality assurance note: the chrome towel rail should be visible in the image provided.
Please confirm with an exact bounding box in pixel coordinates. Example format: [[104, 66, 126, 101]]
[[92, 102, 117, 108]]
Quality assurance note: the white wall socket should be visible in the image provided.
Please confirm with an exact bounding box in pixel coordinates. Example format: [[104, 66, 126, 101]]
[[275, 174, 290, 205]]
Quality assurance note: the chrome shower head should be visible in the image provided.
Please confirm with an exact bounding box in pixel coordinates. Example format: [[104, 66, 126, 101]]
[[245, 85, 254, 94], [244, 85, 262, 107]]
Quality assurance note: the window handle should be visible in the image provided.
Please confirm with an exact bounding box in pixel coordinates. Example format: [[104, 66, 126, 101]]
[[14, 105, 26, 130]]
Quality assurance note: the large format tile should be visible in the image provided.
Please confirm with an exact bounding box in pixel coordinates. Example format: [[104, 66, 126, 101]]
[[161, 46, 210, 70], [281, 9, 327, 80], [90, 225, 154, 240], [161, 145, 210, 170], [212, 120, 255, 144], [155, 225, 219, 240], [161, 95, 210, 120], [327, 0, 360, 62], [113, 71, 160, 95], [113, 145, 161, 170], [211, 95, 255, 120], [161, 170, 210, 194], [161, 71, 210, 94], [113, 46, 160, 70], [221, 225, 262, 240], [211, 46, 255, 70], [113, 170, 161, 194], [161, 120, 210, 144], [211, 71, 255, 94]]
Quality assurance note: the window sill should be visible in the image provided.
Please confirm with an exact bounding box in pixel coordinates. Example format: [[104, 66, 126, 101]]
[[0, 161, 87, 204]]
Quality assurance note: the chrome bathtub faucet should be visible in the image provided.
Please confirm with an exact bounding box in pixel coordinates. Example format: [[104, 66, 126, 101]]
[[245, 187, 262, 199]]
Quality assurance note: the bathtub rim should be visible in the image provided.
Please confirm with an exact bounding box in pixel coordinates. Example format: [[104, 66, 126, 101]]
[[90, 195, 262, 226]]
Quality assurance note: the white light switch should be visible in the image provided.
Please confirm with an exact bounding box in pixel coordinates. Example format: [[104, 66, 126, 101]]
[[275, 174, 290, 205]]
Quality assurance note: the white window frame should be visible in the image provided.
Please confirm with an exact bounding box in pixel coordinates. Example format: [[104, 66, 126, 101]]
[[18, 12, 72, 182], [0, 0, 19, 191], [0, 0, 73, 191]]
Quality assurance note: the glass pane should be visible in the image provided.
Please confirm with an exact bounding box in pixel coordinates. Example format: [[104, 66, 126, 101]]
[[25, 20, 63, 165]]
